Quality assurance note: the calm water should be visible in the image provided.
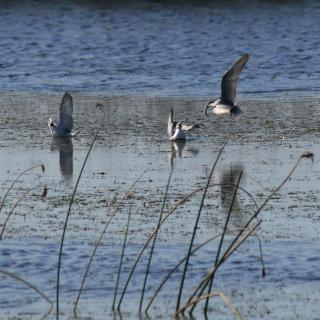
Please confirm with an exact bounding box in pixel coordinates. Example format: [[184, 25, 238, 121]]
[[1, 1, 320, 319], [0, 94, 320, 318], [0, 0, 320, 97]]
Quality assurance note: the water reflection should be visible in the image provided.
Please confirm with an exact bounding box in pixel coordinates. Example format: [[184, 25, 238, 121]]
[[218, 163, 248, 230], [50, 137, 73, 182], [168, 141, 200, 167], [169, 140, 185, 167]]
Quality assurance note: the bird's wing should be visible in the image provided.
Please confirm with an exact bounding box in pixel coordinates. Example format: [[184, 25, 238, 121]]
[[220, 53, 250, 104], [59, 92, 73, 133], [167, 108, 175, 137], [181, 123, 199, 131]]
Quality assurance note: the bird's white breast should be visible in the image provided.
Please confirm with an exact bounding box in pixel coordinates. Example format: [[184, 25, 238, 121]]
[[213, 104, 232, 115], [170, 128, 186, 141]]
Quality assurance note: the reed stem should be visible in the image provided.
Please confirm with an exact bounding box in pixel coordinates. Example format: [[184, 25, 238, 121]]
[[139, 166, 174, 314], [113, 202, 133, 309], [175, 144, 225, 313], [73, 169, 147, 315], [56, 120, 104, 320], [204, 171, 242, 313]]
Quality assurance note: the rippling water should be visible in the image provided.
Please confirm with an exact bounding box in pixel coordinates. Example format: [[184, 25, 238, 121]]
[[0, 0, 320, 97], [0, 240, 319, 319]]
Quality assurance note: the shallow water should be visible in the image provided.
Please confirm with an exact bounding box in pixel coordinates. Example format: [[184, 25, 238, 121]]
[[0, 0, 320, 97], [0, 93, 320, 318]]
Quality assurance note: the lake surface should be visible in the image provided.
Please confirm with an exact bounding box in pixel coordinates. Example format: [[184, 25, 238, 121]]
[[1, 0, 320, 319], [0, 93, 320, 319], [0, 0, 320, 97]]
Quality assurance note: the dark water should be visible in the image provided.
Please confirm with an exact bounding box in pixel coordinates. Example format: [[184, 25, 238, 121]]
[[0, 0, 320, 97]]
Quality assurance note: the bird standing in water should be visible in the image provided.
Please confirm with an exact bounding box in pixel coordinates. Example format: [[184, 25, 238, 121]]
[[48, 92, 75, 137], [205, 53, 250, 117], [167, 108, 199, 141]]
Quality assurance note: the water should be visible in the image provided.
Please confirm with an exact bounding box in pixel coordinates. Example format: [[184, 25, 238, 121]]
[[0, 93, 320, 318], [0, 0, 319, 97], [0, 240, 319, 319], [1, 1, 320, 318]]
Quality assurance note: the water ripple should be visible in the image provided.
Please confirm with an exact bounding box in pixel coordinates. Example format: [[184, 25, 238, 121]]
[[0, 1, 319, 97]]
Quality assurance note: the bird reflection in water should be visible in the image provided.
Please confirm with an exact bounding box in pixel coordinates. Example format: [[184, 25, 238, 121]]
[[218, 163, 248, 230], [168, 141, 199, 167], [50, 137, 73, 182], [169, 140, 185, 167]]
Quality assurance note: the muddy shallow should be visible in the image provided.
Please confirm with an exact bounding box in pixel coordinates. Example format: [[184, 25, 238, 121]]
[[0, 93, 320, 319]]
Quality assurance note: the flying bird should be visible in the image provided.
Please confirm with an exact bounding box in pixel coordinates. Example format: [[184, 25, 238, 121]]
[[48, 92, 75, 137], [205, 54, 250, 117], [167, 108, 199, 141]]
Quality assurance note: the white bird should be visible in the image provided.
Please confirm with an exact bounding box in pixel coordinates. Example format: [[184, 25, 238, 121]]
[[167, 108, 199, 141], [48, 92, 75, 137], [205, 53, 250, 117]]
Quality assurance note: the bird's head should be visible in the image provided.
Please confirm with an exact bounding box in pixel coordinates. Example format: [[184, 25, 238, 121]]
[[48, 118, 56, 128], [204, 100, 215, 117]]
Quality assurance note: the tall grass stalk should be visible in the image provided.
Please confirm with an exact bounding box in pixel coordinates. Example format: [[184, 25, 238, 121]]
[[175, 144, 225, 313], [0, 164, 44, 216], [177, 220, 261, 316], [56, 119, 104, 320], [139, 166, 174, 314], [112, 202, 133, 309], [73, 169, 147, 315], [145, 223, 263, 312], [117, 181, 257, 309], [0, 184, 44, 240], [178, 291, 243, 320], [204, 171, 242, 313], [182, 151, 312, 314]]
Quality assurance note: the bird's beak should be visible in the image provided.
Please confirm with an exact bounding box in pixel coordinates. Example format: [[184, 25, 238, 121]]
[[204, 105, 210, 117]]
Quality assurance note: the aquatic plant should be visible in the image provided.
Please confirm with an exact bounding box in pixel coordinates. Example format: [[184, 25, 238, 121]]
[[0, 184, 47, 240], [0, 165, 46, 240], [113, 202, 133, 310], [0, 164, 45, 217], [175, 143, 225, 313], [1, 139, 312, 320], [180, 152, 313, 317]]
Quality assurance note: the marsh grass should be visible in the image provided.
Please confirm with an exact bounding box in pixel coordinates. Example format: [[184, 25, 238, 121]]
[[117, 182, 259, 311], [177, 220, 262, 317], [0, 164, 45, 216], [0, 184, 46, 240], [175, 143, 225, 313], [0, 145, 312, 320], [204, 171, 243, 313], [113, 202, 133, 309], [145, 224, 264, 313], [181, 152, 312, 316], [0, 164, 45, 239]]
